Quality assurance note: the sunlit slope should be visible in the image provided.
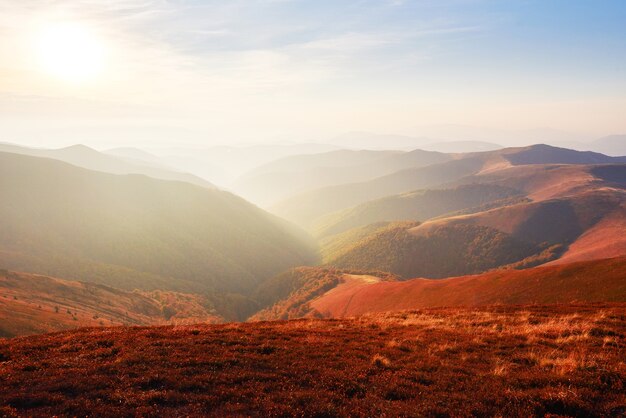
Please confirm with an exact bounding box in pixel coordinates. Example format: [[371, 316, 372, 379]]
[[271, 144, 626, 227], [0, 152, 317, 295], [0, 269, 221, 338], [233, 149, 449, 207], [2, 304, 624, 416], [0, 143, 213, 188], [310, 258, 626, 318], [322, 190, 626, 278], [251, 266, 398, 321], [253, 258, 626, 320]]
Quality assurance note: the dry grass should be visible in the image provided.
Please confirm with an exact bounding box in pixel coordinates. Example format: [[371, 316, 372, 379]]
[[0, 303, 624, 417]]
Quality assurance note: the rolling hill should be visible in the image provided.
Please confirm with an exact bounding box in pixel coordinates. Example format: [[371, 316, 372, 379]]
[[0, 152, 317, 307], [322, 190, 625, 278], [0, 269, 221, 338], [150, 143, 341, 187], [322, 221, 551, 279], [0, 143, 213, 189], [271, 144, 626, 227], [232, 148, 450, 207], [254, 257, 626, 320], [313, 184, 527, 238]]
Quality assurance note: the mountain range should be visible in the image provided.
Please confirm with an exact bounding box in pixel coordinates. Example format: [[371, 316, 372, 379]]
[[1, 141, 625, 333]]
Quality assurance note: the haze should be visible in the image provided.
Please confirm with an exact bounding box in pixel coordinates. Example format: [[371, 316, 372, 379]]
[[1, 0, 625, 149]]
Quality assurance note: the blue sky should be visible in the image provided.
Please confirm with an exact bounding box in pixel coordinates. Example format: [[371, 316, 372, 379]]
[[0, 0, 625, 146]]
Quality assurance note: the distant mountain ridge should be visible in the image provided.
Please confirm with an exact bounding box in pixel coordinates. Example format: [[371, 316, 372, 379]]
[[233, 148, 450, 207], [0, 142, 213, 189], [271, 144, 626, 227]]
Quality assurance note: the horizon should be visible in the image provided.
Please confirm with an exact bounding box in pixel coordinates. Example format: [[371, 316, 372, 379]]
[[1, 0, 625, 148]]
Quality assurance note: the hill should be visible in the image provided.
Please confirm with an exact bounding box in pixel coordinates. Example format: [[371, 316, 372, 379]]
[[313, 184, 526, 238], [232, 149, 449, 207], [0, 152, 317, 312], [0, 304, 624, 416], [0, 269, 221, 338], [323, 221, 551, 279], [272, 155, 484, 227], [252, 267, 399, 321], [0, 143, 213, 189], [301, 257, 626, 318], [323, 190, 625, 278], [271, 145, 626, 227], [151, 143, 340, 187]]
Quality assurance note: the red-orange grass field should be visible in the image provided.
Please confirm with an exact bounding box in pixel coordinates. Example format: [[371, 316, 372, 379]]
[[1, 303, 625, 417]]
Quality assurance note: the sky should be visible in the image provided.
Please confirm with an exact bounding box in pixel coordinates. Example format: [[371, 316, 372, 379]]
[[0, 0, 625, 148]]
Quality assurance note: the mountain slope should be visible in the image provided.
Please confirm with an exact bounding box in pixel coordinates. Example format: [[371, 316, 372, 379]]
[[324, 190, 625, 278], [0, 269, 221, 338], [271, 145, 626, 227], [313, 184, 526, 238], [272, 156, 484, 227], [2, 304, 624, 416], [324, 221, 549, 279], [0, 143, 213, 188], [312, 258, 626, 317], [255, 258, 626, 320], [233, 149, 449, 207], [0, 152, 317, 298]]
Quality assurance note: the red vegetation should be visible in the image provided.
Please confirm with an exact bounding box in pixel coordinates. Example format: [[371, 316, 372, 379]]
[[0, 270, 221, 338], [0, 304, 624, 416], [309, 257, 626, 318], [550, 208, 626, 265]]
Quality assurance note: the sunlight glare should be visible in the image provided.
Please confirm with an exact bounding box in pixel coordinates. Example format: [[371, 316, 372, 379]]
[[36, 22, 105, 83]]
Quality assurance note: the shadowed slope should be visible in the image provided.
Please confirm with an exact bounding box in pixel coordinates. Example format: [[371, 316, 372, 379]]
[[0, 152, 317, 297]]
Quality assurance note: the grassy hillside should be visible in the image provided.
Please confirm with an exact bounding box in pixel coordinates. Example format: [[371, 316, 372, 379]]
[[233, 149, 449, 206], [271, 145, 625, 227], [309, 257, 626, 318], [323, 190, 624, 278], [319, 222, 406, 263], [252, 267, 398, 321], [0, 269, 221, 338], [314, 184, 526, 238], [1, 304, 624, 416], [0, 152, 318, 299], [324, 221, 551, 279]]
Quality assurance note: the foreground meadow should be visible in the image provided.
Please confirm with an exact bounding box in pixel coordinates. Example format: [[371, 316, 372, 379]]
[[1, 303, 624, 417]]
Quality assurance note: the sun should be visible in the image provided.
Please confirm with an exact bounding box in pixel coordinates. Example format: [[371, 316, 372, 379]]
[[36, 22, 105, 83]]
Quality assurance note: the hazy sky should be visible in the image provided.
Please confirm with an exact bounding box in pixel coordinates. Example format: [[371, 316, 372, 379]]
[[1, 0, 625, 147]]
